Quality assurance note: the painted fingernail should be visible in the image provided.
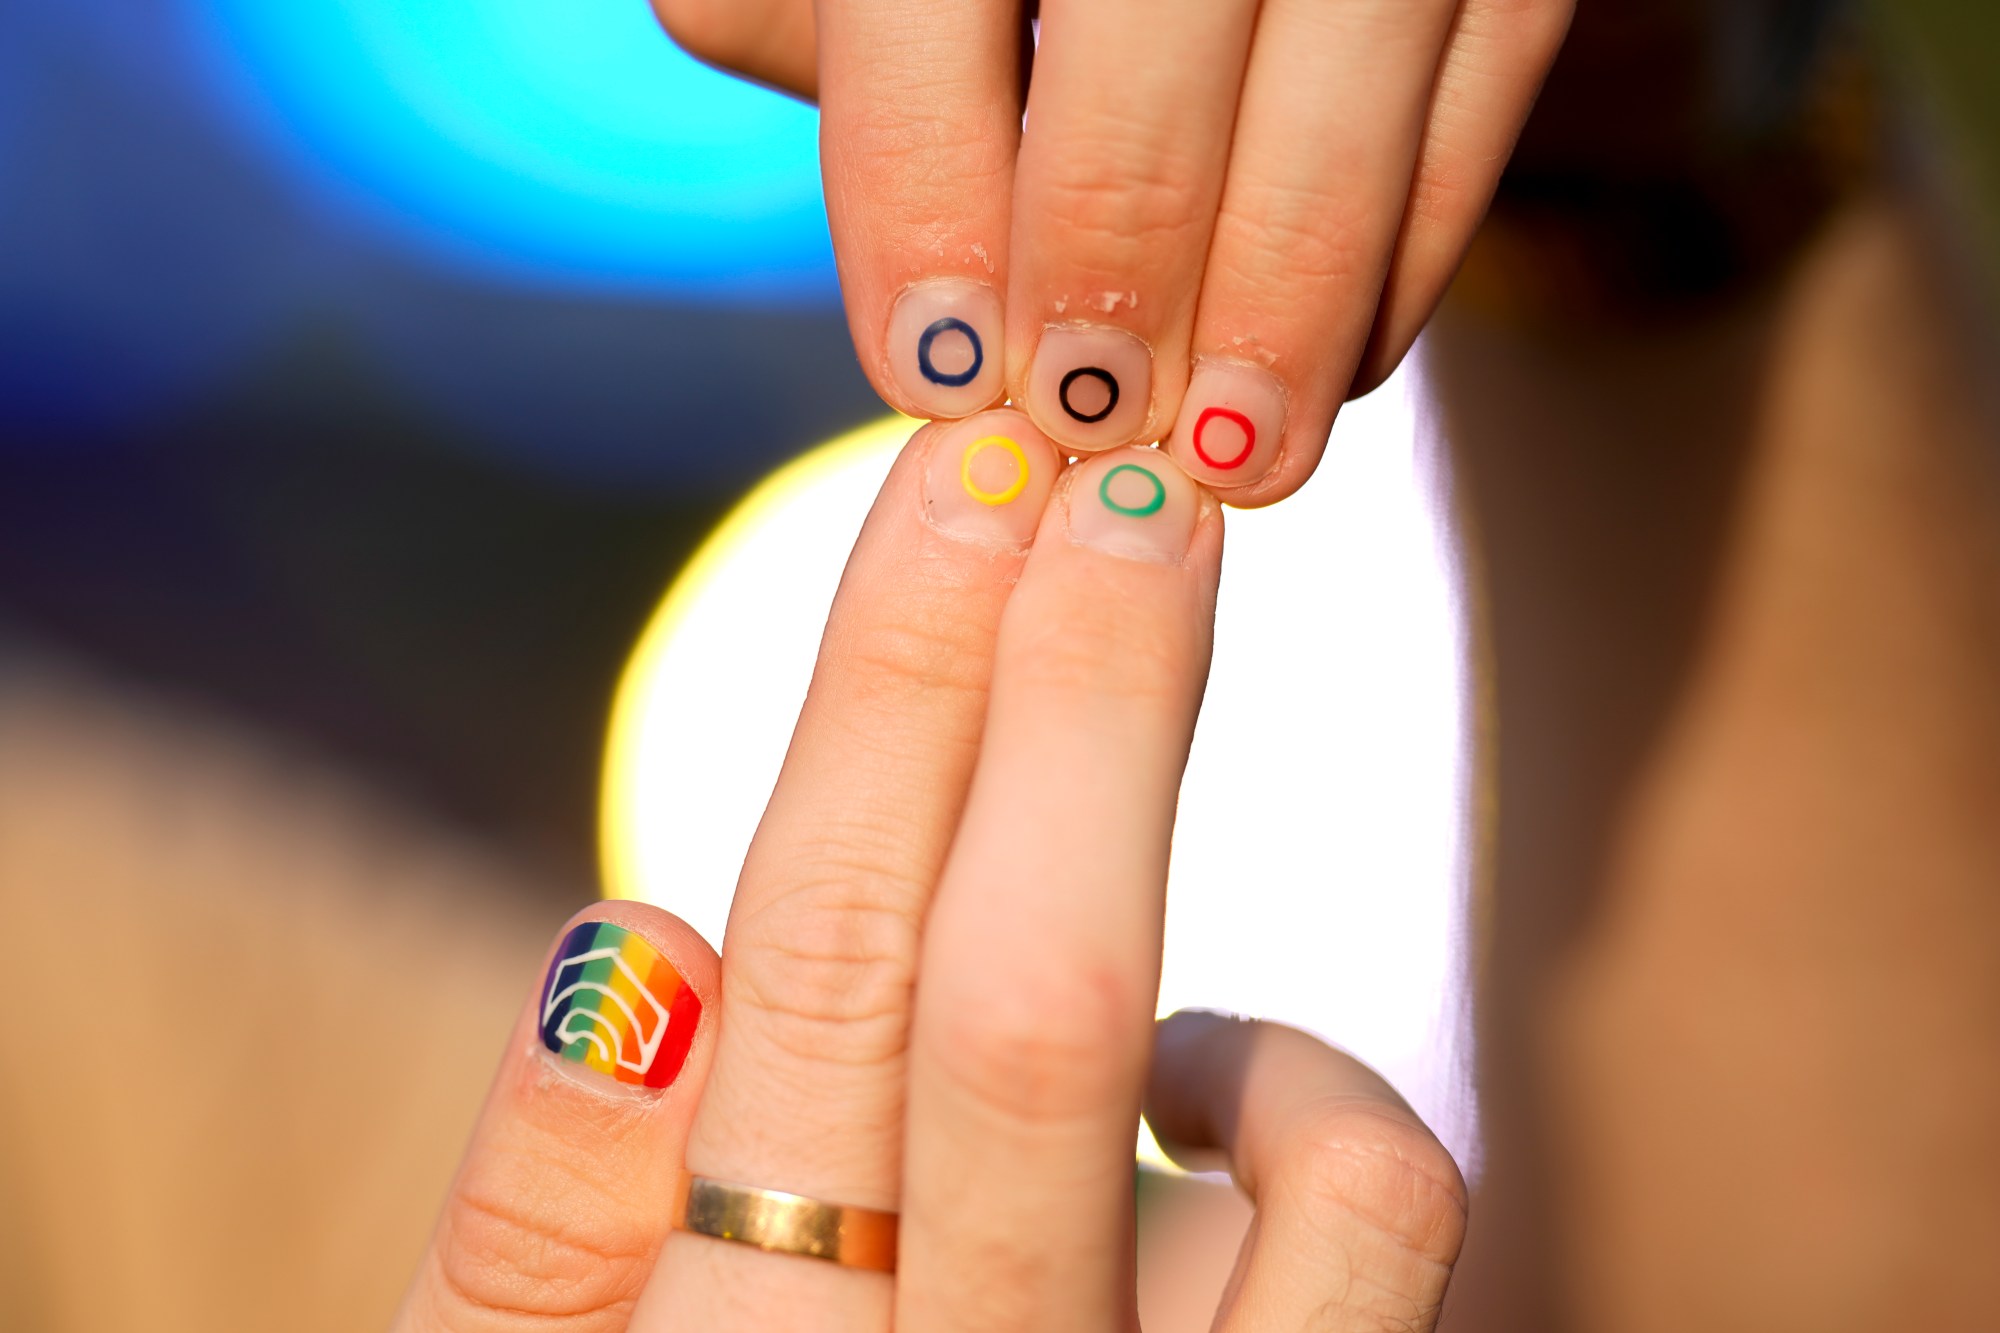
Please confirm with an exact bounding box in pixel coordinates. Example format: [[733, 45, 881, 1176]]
[[887, 279, 1005, 418], [921, 410, 1059, 546], [1166, 361, 1286, 487], [1027, 324, 1152, 453], [1067, 447, 1198, 562], [540, 920, 702, 1089]]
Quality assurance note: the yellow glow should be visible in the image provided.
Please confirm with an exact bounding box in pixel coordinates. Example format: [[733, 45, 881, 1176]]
[[599, 413, 915, 906]]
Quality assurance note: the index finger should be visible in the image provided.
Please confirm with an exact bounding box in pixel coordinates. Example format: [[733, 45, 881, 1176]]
[[816, 0, 1025, 420]]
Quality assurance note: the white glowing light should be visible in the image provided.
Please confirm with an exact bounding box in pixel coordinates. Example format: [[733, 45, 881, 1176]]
[[601, 362, 1474, 1169]]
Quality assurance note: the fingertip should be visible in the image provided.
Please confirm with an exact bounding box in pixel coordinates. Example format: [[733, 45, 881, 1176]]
[[535, 902, 718, 1092], [885, 279, 1009, 420], [563, 899, 721, 1006], [1165, 361, 1288, 490], [1060, 446, 1205, 563], [1191, 409, 1335, 511], [1023, 325, 1157, 454], [918, 409, 1064, 548], [1144, 1010, 1243, 1126]]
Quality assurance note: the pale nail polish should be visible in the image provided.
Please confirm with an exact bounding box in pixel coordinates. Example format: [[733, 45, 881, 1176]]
[[921, 410, 1058, 545], [1026, 325, 1153, 453], [1067, 448, 1198, 561], [1166, 361, 1286, 487], [887, 279, 1005, 418]]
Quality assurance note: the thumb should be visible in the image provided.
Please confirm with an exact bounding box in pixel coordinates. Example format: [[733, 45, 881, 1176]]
[[1145, 1011, 1469, 1333], [396, 902, 718, 1332]]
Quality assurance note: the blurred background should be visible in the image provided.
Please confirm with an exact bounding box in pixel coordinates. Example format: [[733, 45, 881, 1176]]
[[1, 0, 885, 876], [2, 0, 1996, 1329]]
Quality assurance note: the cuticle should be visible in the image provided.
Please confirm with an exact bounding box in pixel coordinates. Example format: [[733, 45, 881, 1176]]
[[1188, 353, 1292, 412]]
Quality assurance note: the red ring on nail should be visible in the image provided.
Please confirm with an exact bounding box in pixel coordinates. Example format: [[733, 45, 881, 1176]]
[[1191, 406, 1256, 470]]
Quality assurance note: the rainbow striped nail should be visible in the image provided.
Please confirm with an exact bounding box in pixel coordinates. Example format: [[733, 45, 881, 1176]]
[[539, 921, 701, 1089]]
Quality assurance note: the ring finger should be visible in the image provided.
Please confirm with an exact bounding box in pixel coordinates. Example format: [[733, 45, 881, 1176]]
[[1163, 0, 1462, 499]]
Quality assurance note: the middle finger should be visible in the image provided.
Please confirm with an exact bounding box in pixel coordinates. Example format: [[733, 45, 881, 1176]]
[[1009, 0, 1262, 454], [901, 448, 1223, 1333]]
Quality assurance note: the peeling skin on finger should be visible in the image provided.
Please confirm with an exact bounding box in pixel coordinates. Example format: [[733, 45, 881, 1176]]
[[1090, 290, 1140, 314], [1228, 334, 1278, 369]]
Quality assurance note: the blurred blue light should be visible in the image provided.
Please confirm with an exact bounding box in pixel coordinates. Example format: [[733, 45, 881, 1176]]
[[187, 0, 836, 302]]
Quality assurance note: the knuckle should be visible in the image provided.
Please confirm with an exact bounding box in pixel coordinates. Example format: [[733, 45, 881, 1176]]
[[1004, 601, 1191, 716], [1211, 185, 1374, 300], [727, 880, 920, 1068], [1406, 142, 1486, 234], [1036, 146, 1209, 263], [831, 601, 996, 718], [1279, 1100, 1469, 1267], [429, 1170, 646, 1329], [929, 965, 1149, 1126], [843, 90, 1006, 160]]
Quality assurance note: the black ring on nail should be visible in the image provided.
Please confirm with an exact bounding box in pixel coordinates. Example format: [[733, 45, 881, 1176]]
[[1058, 366, 1119, 424], [917, 317, 983, 388]]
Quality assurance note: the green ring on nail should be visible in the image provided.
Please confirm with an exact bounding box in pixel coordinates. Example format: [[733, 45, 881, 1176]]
[[1098, 463, 1167, 518]]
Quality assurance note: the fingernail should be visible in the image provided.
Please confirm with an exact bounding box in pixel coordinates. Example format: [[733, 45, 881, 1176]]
[[1166, 361, 1286, 487], [1067, 448, 1198, 562], [1027, 324, 1153, 453], [540, 920, 702, 1089], [921, 410, 1059, 546], [887, 279, 1005, 418]]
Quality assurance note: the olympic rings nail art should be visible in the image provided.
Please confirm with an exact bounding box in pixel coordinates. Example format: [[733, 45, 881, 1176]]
[[918, 316, 984, 389], [1098, 462, 1167, 518], [961, 434, 1030, 506], [1058, 366, 1120, 424], [1190, 405, 1256, 470]]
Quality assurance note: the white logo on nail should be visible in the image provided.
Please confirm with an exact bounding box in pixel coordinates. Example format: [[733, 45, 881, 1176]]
[[543, 947, 670, 1076]]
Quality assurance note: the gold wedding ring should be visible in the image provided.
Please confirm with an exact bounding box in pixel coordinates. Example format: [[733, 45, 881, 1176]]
[[673, 1173, 899, 1273]]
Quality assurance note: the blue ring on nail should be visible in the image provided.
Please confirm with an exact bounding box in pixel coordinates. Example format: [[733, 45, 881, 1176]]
[[917, 317, 984, 388], [1059, 366, 1119, 424]]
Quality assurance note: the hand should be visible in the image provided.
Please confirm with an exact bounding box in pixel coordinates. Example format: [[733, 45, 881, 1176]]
[[652, 0, 1569, 505], [394, 419, 1467, 1330]]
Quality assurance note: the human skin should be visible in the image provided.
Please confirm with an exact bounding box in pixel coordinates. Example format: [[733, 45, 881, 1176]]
[[653, 0, 1572, 503], [406, 1, 1999, 1327], [395, 421, 1472, 1333], [1436, 184, 2000, 1329]]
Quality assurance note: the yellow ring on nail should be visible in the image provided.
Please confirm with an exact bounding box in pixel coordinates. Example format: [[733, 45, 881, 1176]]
[[961, 434, 1029, 507]]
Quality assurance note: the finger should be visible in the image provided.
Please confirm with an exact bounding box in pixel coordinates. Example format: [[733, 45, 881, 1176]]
[[1350, 0, 1575, 396], [652, 0, 818, 100], [396, 903, 717, 1333], [1146, 1012, 1469, 1333], [633, 412, 1063, 1331], [1009, 0, 1262, 453], [900, 448, 1221, 1333], [1162, 0, 1462, 503], [817, 0, 1025, 419]]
